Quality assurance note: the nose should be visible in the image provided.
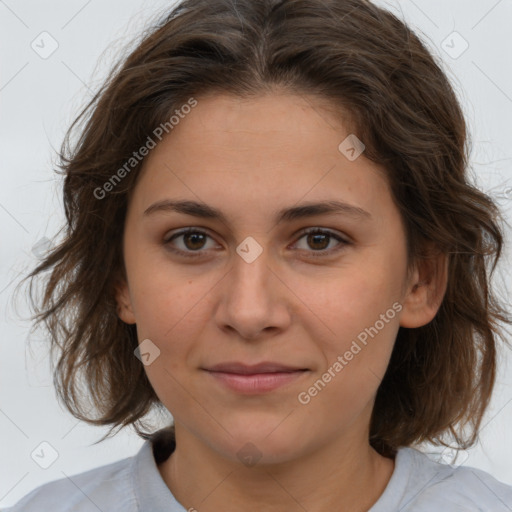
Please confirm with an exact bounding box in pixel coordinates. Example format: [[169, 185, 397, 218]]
[[213, 243, 292, 341]]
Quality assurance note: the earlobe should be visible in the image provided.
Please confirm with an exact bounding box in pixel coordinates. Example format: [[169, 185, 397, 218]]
[[114, 280, 136, 325], [399, 248, 449, 329]]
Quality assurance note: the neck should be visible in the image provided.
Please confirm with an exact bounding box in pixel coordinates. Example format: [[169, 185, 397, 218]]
[[157, 424, 395, 512]]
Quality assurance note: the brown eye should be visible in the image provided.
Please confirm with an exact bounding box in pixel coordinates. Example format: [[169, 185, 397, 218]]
[[181, 231, 207, 250], [293, 228, 350, 257], [164, 228, 217, 257], [306, 232, 330, 251]]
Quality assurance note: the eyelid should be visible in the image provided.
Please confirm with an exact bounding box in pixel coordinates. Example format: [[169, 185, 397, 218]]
[[293, 226, 351, 243]]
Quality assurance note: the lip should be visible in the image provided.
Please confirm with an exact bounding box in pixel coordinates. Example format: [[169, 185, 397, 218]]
[[205, 361, 307, 374], [203, 362, 309, 394]]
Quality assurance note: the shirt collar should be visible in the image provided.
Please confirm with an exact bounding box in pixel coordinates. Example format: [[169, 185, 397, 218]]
[[132, 427, 186, 512]]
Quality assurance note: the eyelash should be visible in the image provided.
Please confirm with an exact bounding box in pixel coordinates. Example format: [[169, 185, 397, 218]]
[[163, 227, 350, 259]]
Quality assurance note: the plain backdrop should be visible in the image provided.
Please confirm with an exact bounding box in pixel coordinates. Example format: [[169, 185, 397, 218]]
[[1, 0, 511, 508]]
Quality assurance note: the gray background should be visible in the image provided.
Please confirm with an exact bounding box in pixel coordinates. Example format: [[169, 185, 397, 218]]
[[1, 0, 511, 508]]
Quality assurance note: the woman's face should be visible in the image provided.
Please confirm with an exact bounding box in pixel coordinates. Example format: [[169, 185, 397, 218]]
[[116, 92, 440, 464]]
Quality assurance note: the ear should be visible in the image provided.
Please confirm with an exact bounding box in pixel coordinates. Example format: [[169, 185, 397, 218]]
[[399, 245, 449, 328], [114, 279, 136, 325]]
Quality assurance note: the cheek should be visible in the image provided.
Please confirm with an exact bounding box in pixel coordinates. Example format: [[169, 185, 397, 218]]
[[134, 292, 203, 411], [297, 315, 399, 427], [127, 256, 198, 333], [291, 262, 398, 344], [288, 259, 401, 404], [127, 278, 202, 387]]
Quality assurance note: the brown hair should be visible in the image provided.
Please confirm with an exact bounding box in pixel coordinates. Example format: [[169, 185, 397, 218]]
[[18, 0, 511, 456]]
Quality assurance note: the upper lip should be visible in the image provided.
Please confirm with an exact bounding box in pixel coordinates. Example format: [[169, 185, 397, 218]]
[[204, 362, 308, 374]]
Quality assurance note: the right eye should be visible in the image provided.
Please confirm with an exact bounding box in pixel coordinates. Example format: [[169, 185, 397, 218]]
[[163, 228, 220, 258]]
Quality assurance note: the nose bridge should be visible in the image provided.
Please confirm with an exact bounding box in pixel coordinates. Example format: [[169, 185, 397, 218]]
[[230, 237, 272, 302], [214, 236, 290, 338]]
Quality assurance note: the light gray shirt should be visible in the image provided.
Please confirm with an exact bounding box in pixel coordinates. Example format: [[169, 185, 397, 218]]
[[4, 428, 512, 511]]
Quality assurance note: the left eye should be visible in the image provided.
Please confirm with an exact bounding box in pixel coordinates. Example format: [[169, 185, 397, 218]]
[[292, 228, 348, 255], [164, 228, 348, 257]]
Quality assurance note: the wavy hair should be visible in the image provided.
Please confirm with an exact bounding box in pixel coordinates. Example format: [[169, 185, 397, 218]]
[[18, 0, 511, 456]]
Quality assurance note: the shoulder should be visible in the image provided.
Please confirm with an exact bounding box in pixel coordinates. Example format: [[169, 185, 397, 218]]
[[2, 429, 177, 512], [2, 451, 139, 512], [390, 447, 512, 511]]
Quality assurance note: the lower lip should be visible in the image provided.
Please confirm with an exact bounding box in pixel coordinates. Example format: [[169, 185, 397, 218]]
[[205, 370, 308, 394]]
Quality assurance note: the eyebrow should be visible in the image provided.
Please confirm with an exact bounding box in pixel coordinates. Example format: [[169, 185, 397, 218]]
[[143, 199, 372, 225]]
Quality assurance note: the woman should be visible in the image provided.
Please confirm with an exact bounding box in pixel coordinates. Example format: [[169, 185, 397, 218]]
[[9, 0, 512, 510]]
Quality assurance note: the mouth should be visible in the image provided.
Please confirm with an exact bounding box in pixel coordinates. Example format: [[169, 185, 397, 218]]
[[202, 362, 310, 394]]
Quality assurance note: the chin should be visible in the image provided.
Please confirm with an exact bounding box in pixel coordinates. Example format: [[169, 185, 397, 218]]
[[209, 418, 305, 466]]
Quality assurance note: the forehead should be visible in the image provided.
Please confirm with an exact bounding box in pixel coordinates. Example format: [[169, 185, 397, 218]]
[[129, 92, 393, 226], [160, 92, 355, 157]]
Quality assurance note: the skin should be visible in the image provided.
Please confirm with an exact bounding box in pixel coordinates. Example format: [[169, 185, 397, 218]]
[[115, 91, 448, 512]]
